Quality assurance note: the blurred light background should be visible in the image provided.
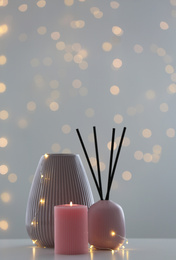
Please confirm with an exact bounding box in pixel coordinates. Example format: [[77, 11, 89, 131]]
[[0, 0, 176, 239]]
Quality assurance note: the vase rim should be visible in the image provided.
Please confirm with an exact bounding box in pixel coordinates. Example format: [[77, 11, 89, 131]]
[[43, 153, 79, 157]]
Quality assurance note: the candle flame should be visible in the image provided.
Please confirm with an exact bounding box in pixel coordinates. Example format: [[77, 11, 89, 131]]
[[70, 201, 73, 206]]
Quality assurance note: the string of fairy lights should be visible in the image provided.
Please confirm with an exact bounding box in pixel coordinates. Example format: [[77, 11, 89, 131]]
[[30, 154, 49, 244]]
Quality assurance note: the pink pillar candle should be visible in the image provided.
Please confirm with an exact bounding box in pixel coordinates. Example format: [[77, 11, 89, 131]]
[[54, 203, 88, 255]]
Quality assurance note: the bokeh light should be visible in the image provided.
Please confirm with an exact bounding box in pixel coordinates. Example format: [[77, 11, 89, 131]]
[[72, 79, 82, 89], [112, 26, 123, 36], [110, 1, 120, 9], [27, 101, 36, 111], [85, 108, 95, 117], [134, 44, 143, 54], [0, 110, 9, 120], [0, 82, 6, 93], [160, 21, 169, 30], [70, 20, 85, 29], [165, 65, 174, 74], [0, 137, 8, 147], [145, 90, 156, 100], [0, 24, 8, 37], [79, 60, 88, 70], [0, 55, 7, 65], [0, 220, 8, 230], [51, 143, 61, 153], [102, 42, 112, 52], [37, 0, 46, 8], [110, 85, 120, 95], [114, 114, 123, 124], [107, 141, 117, 151], [153, 145, 162, 154], [37, 26, 47, 35], [51, 32, 60, 40], [18, 119, 28, 129], [166, 128, 175, 137], [18, 4, 28, 12], [56, 41, 65, 51], [112, 58, 122, 69], [64, 0, 74, 6], [8, 173, 17, 183], [1, 192, 11, 203], [157, 47, 166, 56], [167, 83, 176, 94], [90, 7, 103, 18], [142, 129, 152, 138], [0, 0, 8, 7], [0, 165, 8, 175], [122, 171, 132, 181], [62, 124, 71, 134], [134, 150, 143, 160], [143, 153, 152, 162], [152, 154, 160, 163], [160, 103, 168, 112], [49, 102, 59, 111]]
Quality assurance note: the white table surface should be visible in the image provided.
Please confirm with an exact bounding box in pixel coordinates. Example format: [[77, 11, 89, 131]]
[[0, 239, 176, 260]]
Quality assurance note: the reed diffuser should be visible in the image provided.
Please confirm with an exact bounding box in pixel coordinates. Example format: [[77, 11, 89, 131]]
[[76, 126, 126, 250]]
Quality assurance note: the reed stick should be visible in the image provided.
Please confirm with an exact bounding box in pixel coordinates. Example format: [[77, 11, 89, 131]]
[[93, 126, 103, 200], [105, 128, 115, 200], [76, 129, 102, 199], [105, 127, 126, 200]]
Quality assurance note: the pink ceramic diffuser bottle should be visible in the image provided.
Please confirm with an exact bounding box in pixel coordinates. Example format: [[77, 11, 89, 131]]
[[77, 127, 126, 250]]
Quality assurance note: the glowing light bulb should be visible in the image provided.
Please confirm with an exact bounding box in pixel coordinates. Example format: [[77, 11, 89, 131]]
[[44, 154, 48, 158], [111, 250, 114, 255], [126, 240, 128, 244], [32, 240, 37, 244], [41, 175, 43, 178], [31, 222, 34, 225], [70, 201, 73, 206], [111, 231, 116, 236], [40, 199, 45, 204]]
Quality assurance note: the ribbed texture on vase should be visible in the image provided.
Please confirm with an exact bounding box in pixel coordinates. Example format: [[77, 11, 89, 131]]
[[25, 154, 94, 248]]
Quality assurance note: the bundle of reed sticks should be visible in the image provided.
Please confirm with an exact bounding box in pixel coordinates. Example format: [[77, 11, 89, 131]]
[[76, 126, 126, 200]]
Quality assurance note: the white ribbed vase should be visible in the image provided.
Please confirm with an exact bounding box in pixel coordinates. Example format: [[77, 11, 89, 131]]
[[25, 154, 94, 248]]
